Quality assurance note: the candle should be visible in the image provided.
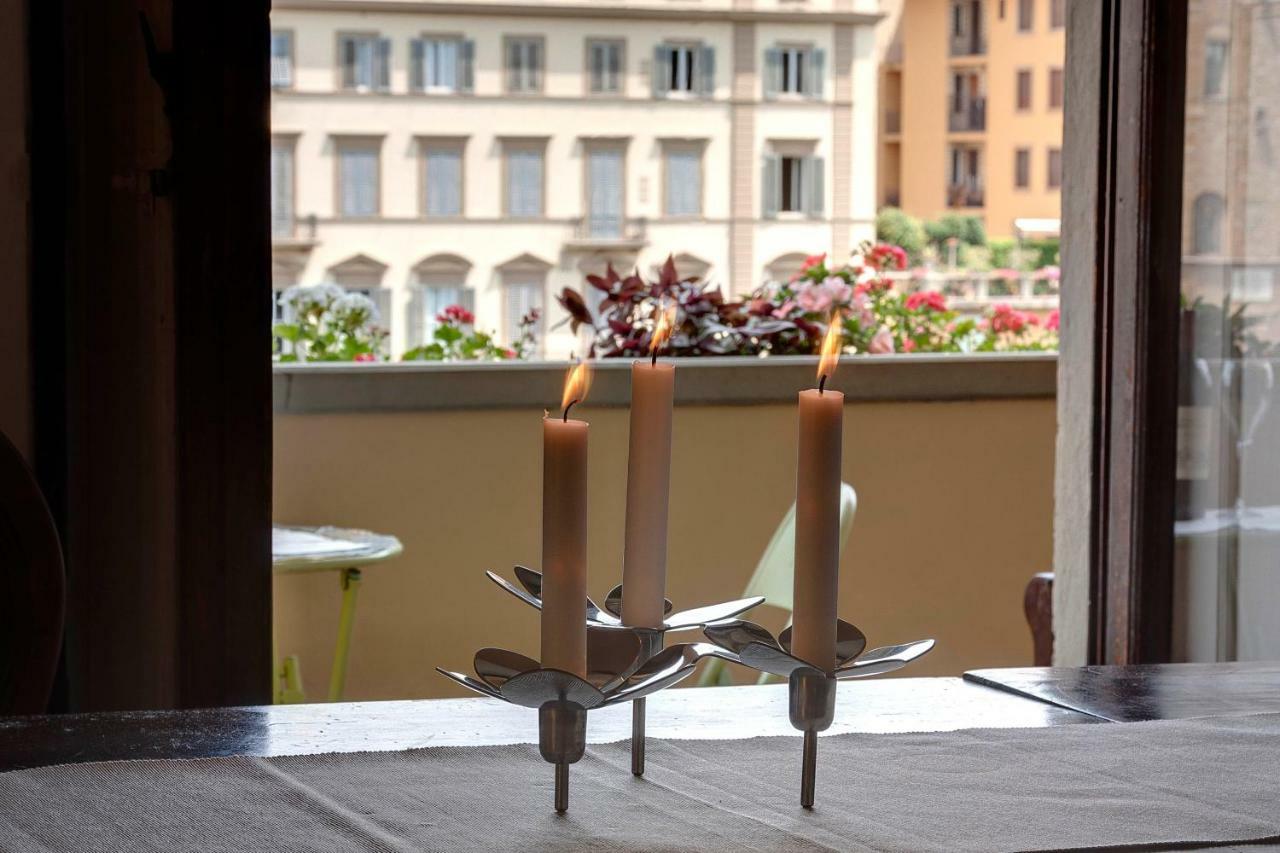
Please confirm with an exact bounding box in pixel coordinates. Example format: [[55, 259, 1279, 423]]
[[541, 361, 592, 676], [620, 305, 677, 629], [792, 318, 844, 672]]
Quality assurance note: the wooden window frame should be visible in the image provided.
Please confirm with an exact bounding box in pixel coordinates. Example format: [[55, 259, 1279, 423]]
[[1055, 0, 1189, 665], [1048, 66, 1064, 110], [1013, 146, 1031, 190], [334, 30, 385, 93], [503, 35, 546, 95], [585, 38, 625, 96], [1015, 67, 1033, 111]]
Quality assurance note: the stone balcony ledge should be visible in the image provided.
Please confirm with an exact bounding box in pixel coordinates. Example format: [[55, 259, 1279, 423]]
[[273, 353, 1057, 414]]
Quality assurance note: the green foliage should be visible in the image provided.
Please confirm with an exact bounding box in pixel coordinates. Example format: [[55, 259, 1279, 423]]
[[272, 284, 387, 363], [1022, 237, 1060, 269], [875, 207, 927, 265], [923, 214, 986, 250], [401, 305, 540, 362], [987, 238, 1016, 270]]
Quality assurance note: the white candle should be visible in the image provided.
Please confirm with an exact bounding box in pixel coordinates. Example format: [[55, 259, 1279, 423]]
[[792, 320, 844, 672], [620, 308, 676, 628], [541, 362, 591, 676]]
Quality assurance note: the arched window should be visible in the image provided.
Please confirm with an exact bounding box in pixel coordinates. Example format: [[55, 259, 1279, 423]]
[[765, 252, 811, 284], [411, 254, 473, 346], [1191, 192, 1225, 255]]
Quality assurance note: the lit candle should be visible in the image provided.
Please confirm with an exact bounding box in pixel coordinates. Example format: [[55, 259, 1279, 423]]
[[620, 304, 677, 629], [792, 317, 844, 672], [541, 361, 592, 676]]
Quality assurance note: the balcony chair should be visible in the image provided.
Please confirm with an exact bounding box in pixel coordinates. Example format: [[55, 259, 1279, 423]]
[[697, 483, 857, 687], [0, 430, 66, 715]]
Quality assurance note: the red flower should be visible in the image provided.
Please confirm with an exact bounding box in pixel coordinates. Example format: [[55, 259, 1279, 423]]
[[902, 338, 917, 353], [1045, 309, 1060, 331], [800, 253, 827, 273], [436, 304, 475, 326], [989, 303, 1039, 334], [353, 352, 376, 363], [906, 291, 948, 313], [866, 243, 908, 272]]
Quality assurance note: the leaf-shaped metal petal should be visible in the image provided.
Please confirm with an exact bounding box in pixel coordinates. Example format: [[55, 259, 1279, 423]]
[[500, 668, 605, 710], [835, 638, 935, 679], [738, 642, 814, 679], [665, 596, 765, 631], [602, 646, 700, 706], [586, 626, 643, 692], [513, 565, 543, 598], [474, 647, 540, 690], [436, 667, 504, 700], [603, 584, 674, 619], [486, 570, 543, 611], [702, 619, 780, 656], [779, 619, 867, 667]]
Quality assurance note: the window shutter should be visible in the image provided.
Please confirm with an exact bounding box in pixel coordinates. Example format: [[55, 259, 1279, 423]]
[[698, 46, 715, 96], [809, 49, 826, 98], [460, 40, 475, 93], [341, 37, 357, 88], [805, 156, 825, 216], [507, 40, 521, 91], [410, 39, 425, 91], [271, 144, 294, 236], [530, 41, 543, 90], [408, 288, 425, 346], [376, 38, 392, 91], [763, 48, 780, 99], [652, 45, 670, 98], [762, 154, 780, 218]]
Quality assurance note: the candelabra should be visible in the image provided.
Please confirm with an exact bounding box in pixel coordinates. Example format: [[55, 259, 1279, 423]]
[[486, 566, 763, 776], [703, 618, 934, 808]]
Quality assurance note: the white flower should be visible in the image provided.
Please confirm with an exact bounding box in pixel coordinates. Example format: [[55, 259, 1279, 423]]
[[283, 283, 344, 314], [325, 292, 380, 328]]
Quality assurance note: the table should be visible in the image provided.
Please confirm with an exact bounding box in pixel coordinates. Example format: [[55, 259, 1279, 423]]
[[965, 661, 1280, 721], [272, 525, 403, 703], [0, 677, 1091, 773]]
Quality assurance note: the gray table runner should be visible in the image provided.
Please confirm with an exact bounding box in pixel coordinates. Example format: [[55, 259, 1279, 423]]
[[2, 714, 1279, 852]]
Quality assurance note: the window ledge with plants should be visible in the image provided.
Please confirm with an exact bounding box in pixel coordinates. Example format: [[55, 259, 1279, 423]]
[[273, 241, 1059, 414]]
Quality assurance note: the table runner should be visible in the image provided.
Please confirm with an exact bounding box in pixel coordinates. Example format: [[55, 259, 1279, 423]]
[[2, 714, 1279, 852]]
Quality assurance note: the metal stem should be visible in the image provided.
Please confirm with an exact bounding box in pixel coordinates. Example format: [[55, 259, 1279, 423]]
[[554, 762, 569, 814], [631, 698, 646, 776], [801, 730, 817, 809]]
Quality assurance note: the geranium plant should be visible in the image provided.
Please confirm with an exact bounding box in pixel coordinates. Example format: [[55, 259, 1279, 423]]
[[402, 305, 541, 362], [274, 283, 388, 362], [556, 245, 1058, 358]]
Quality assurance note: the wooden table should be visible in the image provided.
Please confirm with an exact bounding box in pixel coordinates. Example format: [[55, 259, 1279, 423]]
[[965, 661, 1280, 722], [0, 677, 1092, 773]]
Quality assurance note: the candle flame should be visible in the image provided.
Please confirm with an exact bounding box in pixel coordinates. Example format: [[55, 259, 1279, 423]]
[[817, 313, 842, 385], [560, 359, 593, 417], [649, 303, 677, 356]]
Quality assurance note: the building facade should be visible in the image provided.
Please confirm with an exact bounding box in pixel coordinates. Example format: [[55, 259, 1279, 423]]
[[270, 0, 883, 358], [878, 0, 1064, 240]]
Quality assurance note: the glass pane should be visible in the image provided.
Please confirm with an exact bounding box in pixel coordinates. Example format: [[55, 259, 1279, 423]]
[[1174, 0, 1280, 663]]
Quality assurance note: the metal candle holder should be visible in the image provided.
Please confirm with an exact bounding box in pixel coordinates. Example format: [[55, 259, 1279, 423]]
[[703, 619, 935, 808], [486, 566, 763, 777]]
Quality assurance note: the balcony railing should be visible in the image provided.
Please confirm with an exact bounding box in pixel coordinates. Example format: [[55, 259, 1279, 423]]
[[271, 213, 318, 245], [947, 183, 985, 208], [566, 216, 648, 249], [949, 32, 986, 57], [948, 97, 986, 132]]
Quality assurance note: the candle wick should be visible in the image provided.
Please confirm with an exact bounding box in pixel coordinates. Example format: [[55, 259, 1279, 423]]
[[819, 374, 827, 395], [563, 399, 579, 422]]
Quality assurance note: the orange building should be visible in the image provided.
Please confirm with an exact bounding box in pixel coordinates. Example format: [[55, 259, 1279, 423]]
[[879, 0, 1065, 240]]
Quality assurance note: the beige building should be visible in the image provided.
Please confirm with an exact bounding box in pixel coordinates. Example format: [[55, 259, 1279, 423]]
[[879, 0, 1064, 240], [270, 0, 884, 358]]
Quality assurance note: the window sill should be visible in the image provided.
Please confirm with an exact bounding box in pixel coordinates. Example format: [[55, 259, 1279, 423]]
[[273, 352, 1056, 414]]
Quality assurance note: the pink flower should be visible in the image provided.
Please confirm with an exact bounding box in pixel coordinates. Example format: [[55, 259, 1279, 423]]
[[1045, 309, 1060, 331], [772, 300, 798, 319], [902, 338, 917, 353], [795, 277, 854, 315], [868, 327, 895, 354], [1036, 265, 1061, 282], [800, 253, 827, 273], [354, 352, 376, 362], [849, 291, 874, 326], [906, 291, 948, 313], [993, 268, 1021, 282]]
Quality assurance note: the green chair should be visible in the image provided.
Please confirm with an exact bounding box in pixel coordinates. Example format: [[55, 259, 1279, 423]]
[[698, 483, 858, 686]]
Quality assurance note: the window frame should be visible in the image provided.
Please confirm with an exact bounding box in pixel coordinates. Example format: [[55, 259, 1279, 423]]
[[504, 34, 545, 95], [335, 31, 389, 93], [270, 29, 294, 91], [660, 140, 705, 219], [332, 135, 383, 220], [1202, 38, 1229, 100], [1048, 67, 1064, 110], [1014, 146, 1031, 190], [582, 138, 629, 236], [1046, 146, 1062, 189], [414, 33, 469, 95], [1017, 0, 1035, 33], [270, 134, 298, 238], [418, 136, 467, 220], [501, 137, 548, 219], [585, 38, 625, 96], [1016, 67, 1033, 111]]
